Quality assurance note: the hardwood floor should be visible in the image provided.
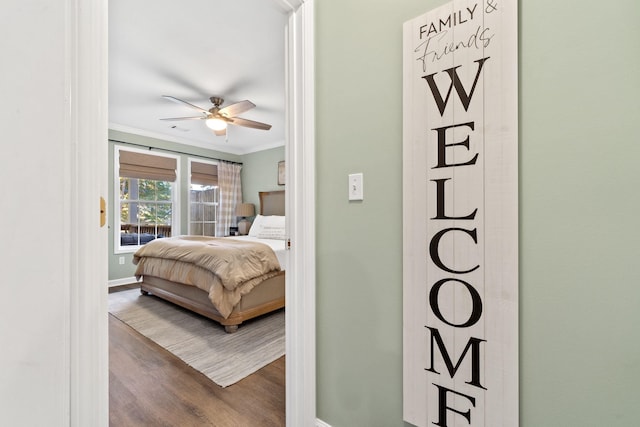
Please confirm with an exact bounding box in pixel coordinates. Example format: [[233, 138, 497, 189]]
[[109, 313, 285, 426]]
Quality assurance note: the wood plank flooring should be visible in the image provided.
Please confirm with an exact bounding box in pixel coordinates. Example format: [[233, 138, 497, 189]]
[[109, 313, 285, 426]]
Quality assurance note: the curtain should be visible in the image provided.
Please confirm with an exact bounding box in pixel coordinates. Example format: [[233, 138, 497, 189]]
[[216, 161, 242, 236]]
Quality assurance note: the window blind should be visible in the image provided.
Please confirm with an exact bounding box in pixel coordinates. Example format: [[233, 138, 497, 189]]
[[119, 150, 177, 181], [190, 161, 218, 186]]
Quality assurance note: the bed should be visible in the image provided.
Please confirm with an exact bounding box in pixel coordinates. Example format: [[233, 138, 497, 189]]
[[135, 190, 286, 333]]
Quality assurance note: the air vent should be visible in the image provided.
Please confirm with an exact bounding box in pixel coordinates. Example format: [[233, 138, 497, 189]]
[[169, 125, 190, 132]]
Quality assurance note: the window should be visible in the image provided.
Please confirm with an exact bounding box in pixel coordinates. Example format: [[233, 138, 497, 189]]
[[189, 159, 219, 236], [115, 146, 179, 252]]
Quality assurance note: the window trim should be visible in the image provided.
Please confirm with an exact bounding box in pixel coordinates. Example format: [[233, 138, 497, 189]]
[[113, 145, 180, 254]]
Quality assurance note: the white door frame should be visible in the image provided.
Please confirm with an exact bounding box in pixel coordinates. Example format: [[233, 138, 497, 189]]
[[69, 0, 316, 425], [282, 1, 317, 426]]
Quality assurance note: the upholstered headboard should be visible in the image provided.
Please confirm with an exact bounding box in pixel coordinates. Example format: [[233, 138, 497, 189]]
[[259, 191, 285, 216]]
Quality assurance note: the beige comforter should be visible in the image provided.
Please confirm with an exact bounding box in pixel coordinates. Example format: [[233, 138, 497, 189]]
[[133, 236, 282, 318]]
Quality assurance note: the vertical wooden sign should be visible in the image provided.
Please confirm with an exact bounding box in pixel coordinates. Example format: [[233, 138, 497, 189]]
[[403, 1, 518, 426]]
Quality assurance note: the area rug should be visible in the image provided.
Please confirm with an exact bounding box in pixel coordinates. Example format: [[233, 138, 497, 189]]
[[108, 288, 285, 387]]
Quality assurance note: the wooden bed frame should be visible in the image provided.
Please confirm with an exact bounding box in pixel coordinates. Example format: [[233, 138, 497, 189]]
[[139, 191, 285, 333]]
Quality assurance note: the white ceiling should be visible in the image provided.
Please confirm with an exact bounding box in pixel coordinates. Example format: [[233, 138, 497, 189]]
[[108, 0, 288, 155]]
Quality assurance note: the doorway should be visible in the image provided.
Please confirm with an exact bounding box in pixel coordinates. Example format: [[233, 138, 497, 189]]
[[70, 0, 316, 425]]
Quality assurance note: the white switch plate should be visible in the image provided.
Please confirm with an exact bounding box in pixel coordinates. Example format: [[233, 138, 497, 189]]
[[349, 173, 364, 201]]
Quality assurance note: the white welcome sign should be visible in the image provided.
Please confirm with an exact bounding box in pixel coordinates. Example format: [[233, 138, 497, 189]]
[[403, 1, 518, 426]]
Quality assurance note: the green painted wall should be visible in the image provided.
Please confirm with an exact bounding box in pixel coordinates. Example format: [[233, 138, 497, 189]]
[[241, 146, 285, 209], [315, 1, 640, 426]]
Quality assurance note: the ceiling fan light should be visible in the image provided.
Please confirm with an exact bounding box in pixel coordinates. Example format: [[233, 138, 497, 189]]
[[206, 117, 227, 131]]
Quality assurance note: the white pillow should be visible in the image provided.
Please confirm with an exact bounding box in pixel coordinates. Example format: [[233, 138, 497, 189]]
[[248, 215, 264, 237], [251, 215, 286, 240]]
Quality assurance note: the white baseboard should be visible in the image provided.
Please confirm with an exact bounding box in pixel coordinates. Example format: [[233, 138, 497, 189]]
[[108, 276, 139, 288], [316, 419, 332, 427]]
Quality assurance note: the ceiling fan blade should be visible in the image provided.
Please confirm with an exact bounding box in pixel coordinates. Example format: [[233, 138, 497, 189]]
[[219, 100, 255, 118], [161, 95, 209, 114], [213, 128, 227, 136], [229, 117, 272, 130], [159, 116, 206, 121]]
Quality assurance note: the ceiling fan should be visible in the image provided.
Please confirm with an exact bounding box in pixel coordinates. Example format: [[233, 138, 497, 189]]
[[160, 95, 272, 136]]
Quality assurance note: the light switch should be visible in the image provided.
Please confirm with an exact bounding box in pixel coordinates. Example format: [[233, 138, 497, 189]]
[[348, 173, 364, 201]]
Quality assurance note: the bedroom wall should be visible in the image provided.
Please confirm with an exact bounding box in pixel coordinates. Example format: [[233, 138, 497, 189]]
[[107, 130, 283, 282], [241, 146, 285, 209], [107, 129, 241, 281], [315, 1, 640, 426]]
